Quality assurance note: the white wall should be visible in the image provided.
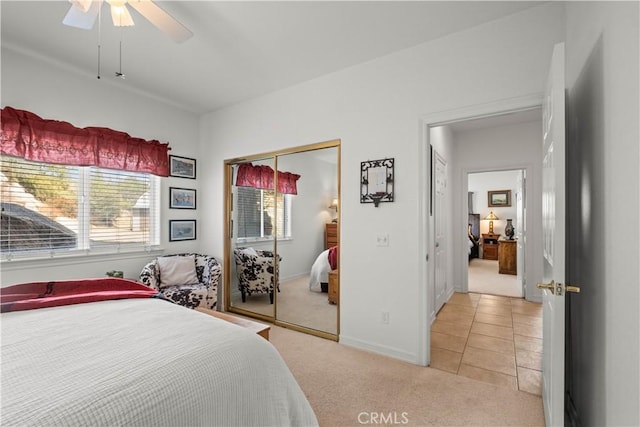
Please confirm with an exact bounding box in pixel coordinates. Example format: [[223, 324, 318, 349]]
[[0, 47, 201, 285], [452, 120, 542, 300], [565, 2, 639, 425], [199, 3, 565, 362]]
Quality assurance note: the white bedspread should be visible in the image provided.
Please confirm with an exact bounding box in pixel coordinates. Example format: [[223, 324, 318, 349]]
[[309, 249, 331, 291], [1, 298, 318, 427]]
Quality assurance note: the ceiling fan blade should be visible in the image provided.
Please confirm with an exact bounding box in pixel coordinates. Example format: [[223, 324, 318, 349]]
[[109, 3, 134, 27], [62, 0, 102, 30], [127, 0, 193, 43]]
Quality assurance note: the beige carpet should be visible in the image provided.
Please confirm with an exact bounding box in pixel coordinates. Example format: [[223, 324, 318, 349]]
[[269, 324, 544, 426], [468, 258, 522, 298], [277, 276, 337, 334], [229, 275, 337, 335]]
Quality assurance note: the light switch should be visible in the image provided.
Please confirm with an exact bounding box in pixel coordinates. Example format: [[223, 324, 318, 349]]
[[376, 233, 389, 247]]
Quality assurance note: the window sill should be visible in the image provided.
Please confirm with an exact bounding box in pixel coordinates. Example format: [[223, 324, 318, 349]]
[[0, 248, 165, 271], [236, 237, 293, 245]]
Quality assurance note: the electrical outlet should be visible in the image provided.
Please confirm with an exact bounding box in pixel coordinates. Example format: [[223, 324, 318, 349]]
[[376, 233, 389, 247], [381, 311, 390, 324]]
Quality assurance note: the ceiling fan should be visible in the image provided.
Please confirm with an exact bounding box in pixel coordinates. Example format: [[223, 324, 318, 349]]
[[62, 0, 193, 43]]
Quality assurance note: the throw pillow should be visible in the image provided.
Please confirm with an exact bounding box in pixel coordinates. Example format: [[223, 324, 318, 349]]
[[157, 255, 199, 288], [241, 247, 258, 257]]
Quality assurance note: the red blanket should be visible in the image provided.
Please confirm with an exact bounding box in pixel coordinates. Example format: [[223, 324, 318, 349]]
[[1, 278, 160, 313]]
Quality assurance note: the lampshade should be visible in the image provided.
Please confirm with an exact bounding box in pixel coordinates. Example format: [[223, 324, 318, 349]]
[[484, 211, 499, 221], [484, 211, 499, 234]]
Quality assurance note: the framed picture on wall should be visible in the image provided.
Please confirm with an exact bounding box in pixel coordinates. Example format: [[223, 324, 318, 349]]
[[169, 155, 196, 179], [488, 190, 512, 207], [169, 187, 196, 209], [169, 220, 196, 241]]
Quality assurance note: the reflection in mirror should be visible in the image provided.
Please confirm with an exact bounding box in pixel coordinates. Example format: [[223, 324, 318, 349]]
[[229, 157, 277, 319], [275, 147, 338, 335]]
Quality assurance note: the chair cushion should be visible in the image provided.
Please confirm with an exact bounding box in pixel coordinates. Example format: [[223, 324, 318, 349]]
[[157, 255, 199, 288], [240, 247, 258, 257]]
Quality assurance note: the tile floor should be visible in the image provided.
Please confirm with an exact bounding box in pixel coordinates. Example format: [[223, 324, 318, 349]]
[[430, 292, 543, 395]]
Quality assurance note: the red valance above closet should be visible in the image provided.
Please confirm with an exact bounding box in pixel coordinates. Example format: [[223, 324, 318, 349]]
[[0, 107, 170, 176], [236, 162, 301, 195]]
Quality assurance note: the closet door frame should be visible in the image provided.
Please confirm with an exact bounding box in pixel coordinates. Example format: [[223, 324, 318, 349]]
[[223, 139, 341, 341]]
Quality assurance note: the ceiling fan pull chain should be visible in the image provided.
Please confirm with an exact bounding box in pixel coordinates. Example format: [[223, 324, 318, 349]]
[[116, 26, 125, 79], [97, 2, 101, 79]]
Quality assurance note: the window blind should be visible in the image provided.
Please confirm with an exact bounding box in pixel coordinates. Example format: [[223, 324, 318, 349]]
[[236, 186, 291, 240], [1, 156, 159, 259]]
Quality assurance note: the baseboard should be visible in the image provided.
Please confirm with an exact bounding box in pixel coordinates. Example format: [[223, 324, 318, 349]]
[[339, 335, 419, 365], [279, 272, 310, 282]]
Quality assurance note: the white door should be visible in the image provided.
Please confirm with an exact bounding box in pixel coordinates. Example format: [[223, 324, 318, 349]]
[[540, 42, 570, 427], [434, 151, 448, 312], [516, 170, 525, 294]]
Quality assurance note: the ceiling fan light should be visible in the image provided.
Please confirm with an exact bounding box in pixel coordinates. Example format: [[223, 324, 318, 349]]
[[109, 4, 135, 27], [69, 0, 93, 13]]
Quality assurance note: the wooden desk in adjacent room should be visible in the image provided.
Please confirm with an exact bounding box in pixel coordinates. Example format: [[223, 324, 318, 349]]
[[498, 239, 517, 275]]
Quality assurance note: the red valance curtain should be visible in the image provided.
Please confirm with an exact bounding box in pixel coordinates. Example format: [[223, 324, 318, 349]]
[[0, 107, 170, 176], [236, 163, 301, 195]]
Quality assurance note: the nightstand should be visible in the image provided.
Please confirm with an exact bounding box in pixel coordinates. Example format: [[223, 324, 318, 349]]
[[328, 270, 339, 305], [482, 233, 500, 260]]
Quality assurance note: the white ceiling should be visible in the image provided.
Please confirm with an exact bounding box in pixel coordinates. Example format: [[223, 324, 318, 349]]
[[1, 1, 543, 114]]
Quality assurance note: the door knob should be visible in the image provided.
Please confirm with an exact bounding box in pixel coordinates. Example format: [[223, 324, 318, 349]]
[[537, 281, 581, 295], [537, 280, 556, 291]]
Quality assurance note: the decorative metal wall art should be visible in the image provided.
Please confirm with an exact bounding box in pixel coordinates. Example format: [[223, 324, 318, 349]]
[[360, 158, 394, 207]]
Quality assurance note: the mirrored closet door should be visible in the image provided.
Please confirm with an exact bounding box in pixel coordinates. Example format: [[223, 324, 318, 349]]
[[228, 156, 276, 319], [224, 140, 340, 340]]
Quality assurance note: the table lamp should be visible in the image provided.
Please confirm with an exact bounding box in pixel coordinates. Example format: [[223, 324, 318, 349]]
[[484, 211, 499, 234]]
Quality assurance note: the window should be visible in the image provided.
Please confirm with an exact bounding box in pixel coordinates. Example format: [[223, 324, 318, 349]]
[[236, 186, 291, 241], [1, 156, 160, 259]]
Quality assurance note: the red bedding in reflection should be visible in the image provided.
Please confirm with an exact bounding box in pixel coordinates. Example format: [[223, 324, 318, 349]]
[[328, 246, 338, 270], [1, 278, 160, 313]]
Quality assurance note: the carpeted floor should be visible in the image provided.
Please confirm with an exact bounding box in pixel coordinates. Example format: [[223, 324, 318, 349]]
[[229, 275, 337, 335], [468, 258, 521, 297], [269, 324, 544, 426]]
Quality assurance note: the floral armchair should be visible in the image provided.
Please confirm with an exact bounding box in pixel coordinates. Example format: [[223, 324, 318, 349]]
[[139, 253, 221, 309], [233, 247, 281, 304]]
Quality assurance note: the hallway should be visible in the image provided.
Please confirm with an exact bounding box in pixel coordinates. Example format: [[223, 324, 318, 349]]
[[430, 292, 542, 395]]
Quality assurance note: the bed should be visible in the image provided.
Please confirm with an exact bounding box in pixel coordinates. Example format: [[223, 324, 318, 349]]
[[1, 279, 318, 427], [309, 246, 338, 292]]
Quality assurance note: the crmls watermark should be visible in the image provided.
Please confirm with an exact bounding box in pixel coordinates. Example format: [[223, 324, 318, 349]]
[[357, 411, 409, 425]]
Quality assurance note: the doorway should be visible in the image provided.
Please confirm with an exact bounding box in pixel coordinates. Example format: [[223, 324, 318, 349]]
[[467, 169, 525, 298], [420, 98, 544, 389]]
